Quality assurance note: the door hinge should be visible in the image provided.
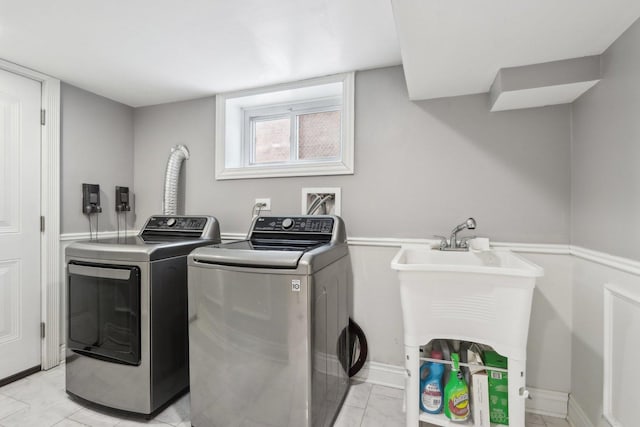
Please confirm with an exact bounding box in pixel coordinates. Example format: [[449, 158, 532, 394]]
[[40, 109, 46, 126], [40, 216, 45, 232], [40, 322, 45, 339]]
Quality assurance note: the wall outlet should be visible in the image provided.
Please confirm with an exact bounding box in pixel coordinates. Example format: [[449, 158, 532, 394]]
[[255, 198, 271, 211]]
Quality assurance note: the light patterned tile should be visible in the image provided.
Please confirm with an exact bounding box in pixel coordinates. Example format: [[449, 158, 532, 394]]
[[115, 419, 173, 426], [152, 394, 189, 425], [40, 366, 66, 386], [0, 394, 29, 420], [0, 372, 69, 411], [53, 419, 88, 427], [370, 384, 404, 399], [0, 397, 82, 427], [344, 382, 372, 409], [69, 408, 122, 427], [361, 393, 404, 427], [526, 412, 546, 425], [334, 404, 365, 427], [542, 415, 571, 427]]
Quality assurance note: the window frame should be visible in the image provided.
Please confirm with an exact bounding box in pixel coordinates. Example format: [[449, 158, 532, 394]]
[[215, 72, 354, 180]]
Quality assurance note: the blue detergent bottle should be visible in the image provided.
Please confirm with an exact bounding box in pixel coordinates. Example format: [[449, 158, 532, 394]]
[[420, 350, 445, 414]]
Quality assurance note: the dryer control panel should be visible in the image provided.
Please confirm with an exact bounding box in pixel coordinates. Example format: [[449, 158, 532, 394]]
[[144, 216, 209, 232]]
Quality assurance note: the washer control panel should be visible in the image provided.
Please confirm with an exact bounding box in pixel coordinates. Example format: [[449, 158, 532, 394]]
[[145, 216, 209, 232], [254, 216, 334, 233]]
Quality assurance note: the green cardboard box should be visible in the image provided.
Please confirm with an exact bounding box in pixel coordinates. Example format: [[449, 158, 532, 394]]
[[483, 351, 509, 425]]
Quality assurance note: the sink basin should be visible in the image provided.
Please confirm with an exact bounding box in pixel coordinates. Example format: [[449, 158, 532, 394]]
[[391, 245, 543, 358], [392, 244, 544, 277]]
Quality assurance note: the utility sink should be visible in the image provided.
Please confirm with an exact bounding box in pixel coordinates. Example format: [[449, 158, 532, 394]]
[[392, 244, 543, 276], [391, 245, 543, 359]]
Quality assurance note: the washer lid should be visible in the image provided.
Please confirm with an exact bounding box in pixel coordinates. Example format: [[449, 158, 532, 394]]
[[189, 240, 323, 269], [190, 215, 348, 270]]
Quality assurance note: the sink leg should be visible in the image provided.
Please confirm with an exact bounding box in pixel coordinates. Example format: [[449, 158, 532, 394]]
[[509, 358, 526, 427], [405, 344, 420, 427]]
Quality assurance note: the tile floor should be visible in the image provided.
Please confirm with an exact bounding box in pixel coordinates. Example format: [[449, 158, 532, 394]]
[[0, 365, 571, 427]]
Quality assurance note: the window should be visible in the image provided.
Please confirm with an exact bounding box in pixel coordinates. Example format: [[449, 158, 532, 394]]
[[215, 73, 354, 180]]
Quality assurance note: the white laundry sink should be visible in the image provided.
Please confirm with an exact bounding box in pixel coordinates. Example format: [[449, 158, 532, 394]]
[[393, 244, 543, 276], [391, 245, 543, 358]]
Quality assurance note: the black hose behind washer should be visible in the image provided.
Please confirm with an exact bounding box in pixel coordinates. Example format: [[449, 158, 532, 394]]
[[338, 318, 368, 377]]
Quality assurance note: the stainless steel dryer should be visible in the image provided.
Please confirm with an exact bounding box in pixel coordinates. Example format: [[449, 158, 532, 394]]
[[65, 215, 220, 416], [187, 215, 351, 427]]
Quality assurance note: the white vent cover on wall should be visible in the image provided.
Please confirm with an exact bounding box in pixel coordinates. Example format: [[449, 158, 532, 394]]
[[603, 282, 640, 427]]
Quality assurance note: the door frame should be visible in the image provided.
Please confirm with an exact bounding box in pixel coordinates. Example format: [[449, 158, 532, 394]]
[[0, 59, 61, 370]]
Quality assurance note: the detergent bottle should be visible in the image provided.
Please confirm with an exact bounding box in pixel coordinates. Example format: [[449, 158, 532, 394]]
[[419, 350, 445, 414], [443, 353, 470, 422]]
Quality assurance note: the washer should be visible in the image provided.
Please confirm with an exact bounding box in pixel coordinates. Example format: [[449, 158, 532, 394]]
[[65, 215, 220, 416], [187, 215, 351, 427]]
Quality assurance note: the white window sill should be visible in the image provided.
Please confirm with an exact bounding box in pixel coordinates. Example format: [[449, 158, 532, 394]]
[[215, 161, 353, 180]]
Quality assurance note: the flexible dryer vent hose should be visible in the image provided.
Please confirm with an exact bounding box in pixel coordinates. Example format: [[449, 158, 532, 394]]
[[162, 144, 189, 215]]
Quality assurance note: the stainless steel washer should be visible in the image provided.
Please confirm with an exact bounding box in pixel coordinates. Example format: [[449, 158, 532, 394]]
[[65, 215, 220, 416], [187, 215, 351, 427]]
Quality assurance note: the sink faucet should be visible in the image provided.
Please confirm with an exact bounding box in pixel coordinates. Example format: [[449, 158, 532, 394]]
[[435, 217, 477, 251]]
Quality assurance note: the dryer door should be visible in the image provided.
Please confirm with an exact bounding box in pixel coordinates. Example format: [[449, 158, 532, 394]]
[[67, 261, 141, 365]]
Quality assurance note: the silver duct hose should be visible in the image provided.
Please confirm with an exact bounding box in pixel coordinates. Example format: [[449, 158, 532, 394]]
[[162, 144, 190, 215]]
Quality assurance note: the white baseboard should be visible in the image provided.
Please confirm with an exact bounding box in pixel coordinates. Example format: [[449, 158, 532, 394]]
[[567, 395, 595, 427], [352, 361, 405, 389], [526, 387, 568, 418], [355, 362, 571, 418]]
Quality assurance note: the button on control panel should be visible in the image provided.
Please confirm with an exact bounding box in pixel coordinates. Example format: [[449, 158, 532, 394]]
[[282, 218, 294, 229]]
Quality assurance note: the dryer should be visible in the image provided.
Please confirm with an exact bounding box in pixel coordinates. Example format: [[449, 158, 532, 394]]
[[65, 215, 220, 416]]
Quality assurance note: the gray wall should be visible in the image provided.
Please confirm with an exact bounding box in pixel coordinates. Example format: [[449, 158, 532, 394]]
[[133, 66, 571, 242], [56, 65, 575, 399], [131, 66, 574, 395], [570, 16, 640, 426], [572, 18, 640, 261], [61, 83, 135, 234]]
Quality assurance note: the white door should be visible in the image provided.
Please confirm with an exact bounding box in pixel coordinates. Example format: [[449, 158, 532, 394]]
[[0, 68, 41, 379]]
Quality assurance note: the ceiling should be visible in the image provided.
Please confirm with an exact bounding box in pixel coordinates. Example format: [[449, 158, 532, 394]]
[[0, 1, 638, 107], [392, 0, 640, 100], [0, 0, 401, 107]]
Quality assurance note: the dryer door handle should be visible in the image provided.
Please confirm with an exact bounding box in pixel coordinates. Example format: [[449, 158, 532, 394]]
[[68, 264, 132, 280]]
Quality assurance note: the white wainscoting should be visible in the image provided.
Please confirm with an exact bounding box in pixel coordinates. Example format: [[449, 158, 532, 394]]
[[569, 249, 640, 427], [603, 282, 640, 427], [57, 232, 640, 423]]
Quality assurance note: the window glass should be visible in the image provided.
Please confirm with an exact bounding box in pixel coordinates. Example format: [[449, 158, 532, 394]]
[[298, 111, 341, 160], [254, 117, 291, 164]]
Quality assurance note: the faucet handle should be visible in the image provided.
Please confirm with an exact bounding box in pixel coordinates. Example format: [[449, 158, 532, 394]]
[[433, 235, 448, 250], [459, 235, 477, 248]]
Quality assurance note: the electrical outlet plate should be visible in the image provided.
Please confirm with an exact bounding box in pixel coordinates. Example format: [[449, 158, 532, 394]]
[[301, 187, 341, 216], [115, 186, 131, 212], [255, 198, 271, 211], [82, 183, 102, 214]]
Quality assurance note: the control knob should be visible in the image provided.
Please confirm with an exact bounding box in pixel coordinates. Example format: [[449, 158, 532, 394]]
[[282, 218, 294, 229], [166, 218, 177, 227]]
